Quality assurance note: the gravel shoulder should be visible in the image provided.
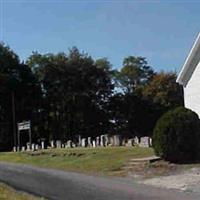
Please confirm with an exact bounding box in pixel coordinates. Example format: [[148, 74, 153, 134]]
[[141, 167, 200, 194]]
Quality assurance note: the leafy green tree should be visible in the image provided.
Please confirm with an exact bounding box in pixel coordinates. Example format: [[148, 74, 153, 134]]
[[0, 43, 40, 150], [118, 56, 154, 93], [108, 92, 160, 137], [27, 47, 114, 141]]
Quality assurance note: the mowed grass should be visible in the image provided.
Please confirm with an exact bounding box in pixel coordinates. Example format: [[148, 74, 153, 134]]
[[0, 147, 154, 176], [0, 183, 42, 200]]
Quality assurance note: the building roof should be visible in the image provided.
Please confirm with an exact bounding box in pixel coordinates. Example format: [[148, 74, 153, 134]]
[[176, 33, 200, 87]]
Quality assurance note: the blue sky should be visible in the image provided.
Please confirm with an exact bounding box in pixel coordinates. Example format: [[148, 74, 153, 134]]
[[0, 0, 199, 72]]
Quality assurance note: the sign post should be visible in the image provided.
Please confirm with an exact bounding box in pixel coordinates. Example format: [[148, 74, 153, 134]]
[[17, 121, 31, 151]]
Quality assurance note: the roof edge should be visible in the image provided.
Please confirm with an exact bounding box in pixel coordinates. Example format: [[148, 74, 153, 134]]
[[176, 33, 200, 86]]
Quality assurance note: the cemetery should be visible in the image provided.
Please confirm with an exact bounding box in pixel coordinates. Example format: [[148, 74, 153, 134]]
[[13, 134, 152, 152]]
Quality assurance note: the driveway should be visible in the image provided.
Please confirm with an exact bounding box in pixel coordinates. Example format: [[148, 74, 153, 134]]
[[0, 162, 198, 200]]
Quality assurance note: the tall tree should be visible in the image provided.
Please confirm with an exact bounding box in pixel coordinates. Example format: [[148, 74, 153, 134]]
[[118, 56, 154, 93], [27, 47, 114, 141], [0, 43, 40, 150]]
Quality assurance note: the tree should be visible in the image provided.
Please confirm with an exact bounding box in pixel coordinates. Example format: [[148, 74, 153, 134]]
[[27, 47, 114, 141], [0, 43, 40, 150], [117, 56, 154, 93], [107, 92, 159, 137], [142, 72, 183, 110]]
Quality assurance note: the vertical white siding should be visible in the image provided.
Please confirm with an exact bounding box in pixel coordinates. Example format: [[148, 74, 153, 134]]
[[184, 61, 200, 117]]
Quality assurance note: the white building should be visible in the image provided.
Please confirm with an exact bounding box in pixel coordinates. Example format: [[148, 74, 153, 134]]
[[177, 33, 200, 117]]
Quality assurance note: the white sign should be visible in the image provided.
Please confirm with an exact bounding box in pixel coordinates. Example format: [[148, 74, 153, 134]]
[[18, 121, 31, 131]]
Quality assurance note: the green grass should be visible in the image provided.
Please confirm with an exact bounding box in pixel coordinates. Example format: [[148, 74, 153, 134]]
[[0, 147, 154, 176], [0, 183, 42, 200]]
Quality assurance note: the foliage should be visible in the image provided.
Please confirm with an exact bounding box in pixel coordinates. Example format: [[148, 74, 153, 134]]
[[143, 72, 183, 110], [0, 43, 40, 150], [153, 107, 200, 163], [27, 47, 113, 140], [108, 93, 161, 137], [117, 56, 154, 93], [0, 42, 185, 149]]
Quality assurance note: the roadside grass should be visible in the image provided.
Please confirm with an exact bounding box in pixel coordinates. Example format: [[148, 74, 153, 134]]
[[0, 183, 43, 200], [0, 147, 154, 176]]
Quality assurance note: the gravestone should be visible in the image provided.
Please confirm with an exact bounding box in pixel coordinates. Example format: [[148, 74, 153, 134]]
[[149, 138, 152, 147], [139, 137, 150, 148], [66, 140, 73, 148], [81, 138, 86, 147], [100, 135, 105, 147], [26, 143, 31, 151], [87, 137, 92, 147], [13, 146, 17, 152], [104, 135, 109, 146], [56, 140, 62, 148], [78, 135, 82, 147], [96, 137, 100, 146], [51, 140, 55, 148], [72, 142, 76, 148], [21, 146, 26, 151], [122, 139, 126, 146], [92, 140, 96, 148], [109, 136, 114, 146], [41, 141, 45, 149], [35, 144, 39, 150], [31, 143, 36, 151], [134, 136, 139, 145], [113, 135, 121, 146], [127, 139, 134, 147]]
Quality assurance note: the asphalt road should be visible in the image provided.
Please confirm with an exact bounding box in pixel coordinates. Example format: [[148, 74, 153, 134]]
[[0, 162, 199, 200]]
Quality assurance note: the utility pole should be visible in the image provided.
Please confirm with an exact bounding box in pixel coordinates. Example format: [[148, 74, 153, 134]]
[[12, 91, 17, 148]]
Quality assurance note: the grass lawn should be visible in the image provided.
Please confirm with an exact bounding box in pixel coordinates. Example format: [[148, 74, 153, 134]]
[[0, 183, 42, 200], [0, 147, 154, 176]]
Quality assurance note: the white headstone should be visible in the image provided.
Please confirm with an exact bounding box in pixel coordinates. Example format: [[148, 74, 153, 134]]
[[96, 137, 100, 146], [31, 143, 35, 151], [134, 136, 139, 145], [21, 146, 26, 152], [139, 137, 150, 148], [51, 140, 55, 148], [92, 140, 96, 148], [26, 143, 31, 151], [56, 140, 62, 148], [81, 138, 86, 147], [110, 136, 114, 146], [113, 135, 121, 146], [127, 139, 134, 147], [41, 141, 45, 149], [104, 135, 109, 146], [35, 144, 39, 150], [87, 137, 92, 147]]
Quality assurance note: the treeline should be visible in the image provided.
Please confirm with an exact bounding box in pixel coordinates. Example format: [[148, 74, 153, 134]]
[[0, 43, 183, 150]]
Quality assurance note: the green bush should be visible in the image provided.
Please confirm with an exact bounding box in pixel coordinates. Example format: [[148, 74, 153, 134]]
[[153, 107, 200, 163]]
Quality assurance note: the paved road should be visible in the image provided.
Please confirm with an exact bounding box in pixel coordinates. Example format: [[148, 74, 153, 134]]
[[0, 162, 199, 200]]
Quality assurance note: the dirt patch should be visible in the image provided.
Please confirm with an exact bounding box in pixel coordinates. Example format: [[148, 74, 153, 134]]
[[141, 167, 200, 194], [124, 160, 181, 179]]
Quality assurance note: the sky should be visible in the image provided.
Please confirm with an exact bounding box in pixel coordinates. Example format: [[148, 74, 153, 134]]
[[0, 0, 200, 72]]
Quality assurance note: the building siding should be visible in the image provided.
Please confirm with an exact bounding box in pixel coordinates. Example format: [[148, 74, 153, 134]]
[[184, 61, 200, 117]]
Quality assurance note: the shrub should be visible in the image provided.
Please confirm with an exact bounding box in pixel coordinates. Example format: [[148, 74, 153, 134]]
[[153, 107, 200, 163]]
